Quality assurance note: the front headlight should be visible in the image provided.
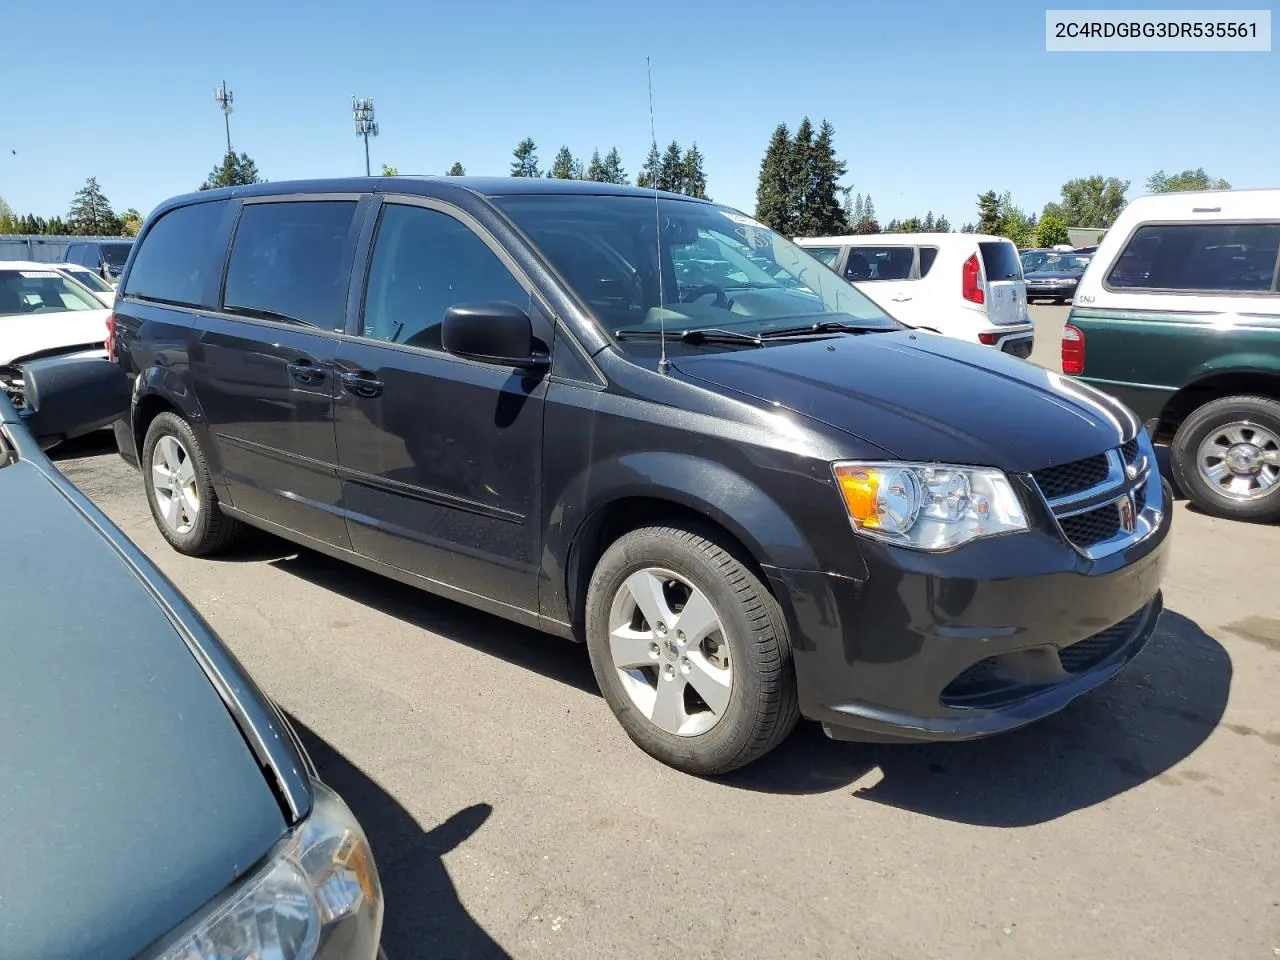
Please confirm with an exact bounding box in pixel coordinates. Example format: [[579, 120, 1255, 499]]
[[148, 781, 383, 960], [832, 461, 1028, 551]]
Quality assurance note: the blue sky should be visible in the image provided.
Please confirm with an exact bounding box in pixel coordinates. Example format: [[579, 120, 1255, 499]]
[[2, 0, 1276, 227]]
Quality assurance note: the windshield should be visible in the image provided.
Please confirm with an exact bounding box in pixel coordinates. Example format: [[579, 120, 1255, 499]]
[[1032, 254, 1092, 275], [100, 242, 133, 268], [61, 266, 114, 293], [494, 195, 898, 338], [0, 269, 104, 317]]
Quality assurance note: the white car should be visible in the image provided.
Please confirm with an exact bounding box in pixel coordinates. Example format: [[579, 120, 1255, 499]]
[[55, 262, 117, 307], [795, 233, 1034, 358], [1, 261, 111, 412]]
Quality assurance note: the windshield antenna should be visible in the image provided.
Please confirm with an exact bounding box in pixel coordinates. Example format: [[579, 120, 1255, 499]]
[[646, 56, 670, 376]]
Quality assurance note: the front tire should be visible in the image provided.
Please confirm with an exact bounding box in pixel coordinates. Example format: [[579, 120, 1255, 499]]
[[1171, 395, 1280, 523], [142, 412, 243, 555], [584, 525, 799, 775]]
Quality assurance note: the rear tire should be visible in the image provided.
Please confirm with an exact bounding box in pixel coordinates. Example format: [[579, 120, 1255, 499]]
[[142, 412, 243, 555], [1171, 395, 1280, 523], [584, 524, 799, 775]]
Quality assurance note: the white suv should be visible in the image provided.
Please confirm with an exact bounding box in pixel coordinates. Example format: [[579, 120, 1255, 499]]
[[796, 234, 1034, 357]]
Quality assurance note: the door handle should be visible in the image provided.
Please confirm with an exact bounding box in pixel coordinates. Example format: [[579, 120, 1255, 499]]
[[340, 370, 384, 398], [287, 360, 326, 384], [890, 295, 912, 302]]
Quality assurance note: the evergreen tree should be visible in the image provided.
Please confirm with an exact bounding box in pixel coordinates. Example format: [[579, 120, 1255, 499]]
[[852, 216, 881, 235], [885, 218, 902, 232], [901, 216, 923, 232], [789, 118, 816, 233], [658, 140, 685, 193], [0, 195, 13, 231], [975, 190, 1002, 234], [601, 147, 628, 185], [636, 141, 662, 190], [681, 142, 708, 199], [47, 216, 67, 235], [796, 120, 848, 236], [200, 151, 263, 191], [67, 177, 120, 235], [549, 146, 578, 180], [120, 208, 143, 237], [754, 123, 795, 233], [935, 215, 952, 233], [380, 164, 399, 176], [960, 221, 976, 233], [854, 193, 865, 221], [446, 162, 466, 176], [923, 211, 935, 231], [511, 138, 541, 177], [863, 195, 877, 222], [585, 150, 606, 182]]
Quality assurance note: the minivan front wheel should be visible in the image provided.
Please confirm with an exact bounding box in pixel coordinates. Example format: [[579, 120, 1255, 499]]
[[142, 412, 243, 555], [585, 525, 799, 775], [1172, 395, 1280, 522]]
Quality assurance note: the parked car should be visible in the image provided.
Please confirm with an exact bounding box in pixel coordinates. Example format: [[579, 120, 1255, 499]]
[[1064, 187, 1280, 522], [1024, 252, 1092, 303], [56, 261, 117, 306], [1019, 249, 1054, 274], [1, 261, 112, 425], [112, 177, 1170, 775], [795, 233, 1034, 358], [1, 360, 384, 959], [63, 238, 134, 286]]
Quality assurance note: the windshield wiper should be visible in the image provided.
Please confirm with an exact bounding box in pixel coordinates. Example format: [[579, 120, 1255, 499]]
[[761, 320, 890, 339], [614, 327, 763, 346]]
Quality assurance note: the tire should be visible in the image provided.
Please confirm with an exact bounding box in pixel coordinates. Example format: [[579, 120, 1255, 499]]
[[584, 524, 799, 775], [142, 412, 244, 555], [1171, 395, 1280, 523]]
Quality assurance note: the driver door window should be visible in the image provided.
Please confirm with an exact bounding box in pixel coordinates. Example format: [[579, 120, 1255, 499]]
[[361, 204, 530, 351]]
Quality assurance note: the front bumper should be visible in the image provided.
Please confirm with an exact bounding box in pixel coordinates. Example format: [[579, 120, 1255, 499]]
[[765, 479, 1173, 743], [1025, 284, 1077, 300]]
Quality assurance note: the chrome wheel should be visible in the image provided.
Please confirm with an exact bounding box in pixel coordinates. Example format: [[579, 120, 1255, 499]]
[[607, 567, 732, 737], [1196, 421, 1280, 501], [151, 435, 200, 534]]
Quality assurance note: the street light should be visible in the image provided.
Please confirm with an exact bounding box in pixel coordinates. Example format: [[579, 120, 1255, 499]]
[[352, 97, 379, 177], [214, 81, 233, 155]]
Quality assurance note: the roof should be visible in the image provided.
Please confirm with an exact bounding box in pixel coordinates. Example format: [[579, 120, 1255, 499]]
[[1116, 186, 1280, 221], [0, 260, 65, 270], [795, 233, 1008, 245]]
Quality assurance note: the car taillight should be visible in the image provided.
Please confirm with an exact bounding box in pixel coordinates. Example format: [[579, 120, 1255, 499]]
[[105, 312, 116, 363], [1061, 323, 1085, 375], [962, 253, 984, 304], [978, 332, 999, 346]]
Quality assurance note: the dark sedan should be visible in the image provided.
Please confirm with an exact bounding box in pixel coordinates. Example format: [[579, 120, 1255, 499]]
[[1024, 253, 1092, 303], [0, 358, 384, 960]]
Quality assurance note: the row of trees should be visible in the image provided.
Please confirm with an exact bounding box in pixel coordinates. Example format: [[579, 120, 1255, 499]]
[[0, 179, 141, 237], [755, 118, 849, 237], [508, 138, 709, 197]]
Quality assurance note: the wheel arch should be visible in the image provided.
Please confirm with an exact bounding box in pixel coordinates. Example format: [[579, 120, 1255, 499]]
[[1156, 368, 1280, 443]]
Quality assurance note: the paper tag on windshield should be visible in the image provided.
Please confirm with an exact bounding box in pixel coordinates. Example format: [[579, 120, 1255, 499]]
[[720, 211, 763, 228], [19, 271, 60, 279]]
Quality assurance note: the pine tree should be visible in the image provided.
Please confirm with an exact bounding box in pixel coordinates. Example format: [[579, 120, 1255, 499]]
[[681, 143, 708, 199], [789, 118, 816, 234], [960, 221, 976, 233], [602, 147, 628, 185], [549, 145, 578, 180], [585, 150, 606, 182], [67, 177, 120, 235], [923, 211, 935, 232], [854, 193, 865, 221], [658, 141, 685, 193], [794, 119, 847, 236], [446, 162, 466, 176], [935, 215, 952, 233], [864, 195, 876, 222], [47, 216, 67, 235], [200, 151, 263, 191], [755, 123, 794, 234], [901, 216, 923, 232], [975, 191, 1002, 234], [886, 218, 902, 232], [511, 138, 540, 177], [636, 142, 662, 190]]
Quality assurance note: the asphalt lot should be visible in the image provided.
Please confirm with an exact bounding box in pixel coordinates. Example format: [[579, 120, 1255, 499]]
[[53, 304, 1279, 959]]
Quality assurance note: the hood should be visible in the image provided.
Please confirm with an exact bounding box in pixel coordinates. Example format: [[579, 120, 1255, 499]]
[[671, 331, 1140, 472], [0, 308, 110, 366], [0, 459, 286, 959]]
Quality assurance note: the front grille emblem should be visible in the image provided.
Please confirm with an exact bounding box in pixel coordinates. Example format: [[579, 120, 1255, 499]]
[[1119, 493, 1137, 533]]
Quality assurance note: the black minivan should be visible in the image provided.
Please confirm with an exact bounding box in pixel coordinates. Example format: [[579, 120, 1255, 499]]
[[110, 177, 1171, 774]]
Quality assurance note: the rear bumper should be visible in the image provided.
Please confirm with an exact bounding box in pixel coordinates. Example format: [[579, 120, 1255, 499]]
[[765, 480, 1173, 743]]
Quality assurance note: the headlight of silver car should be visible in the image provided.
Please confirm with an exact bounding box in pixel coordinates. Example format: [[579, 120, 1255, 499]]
[[148, 781, 382, 960], [832, 461, 1028, 551]]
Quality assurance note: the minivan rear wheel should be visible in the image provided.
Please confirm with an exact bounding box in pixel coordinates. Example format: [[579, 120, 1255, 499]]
[[1172, 395, 1280, 523], [142, 412, 243, 555], [584, 525, 799, 775]]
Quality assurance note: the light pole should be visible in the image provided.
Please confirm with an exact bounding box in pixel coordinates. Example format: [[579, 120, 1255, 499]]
[[352, 97, 378, 176], [214, 81, 233, 155]]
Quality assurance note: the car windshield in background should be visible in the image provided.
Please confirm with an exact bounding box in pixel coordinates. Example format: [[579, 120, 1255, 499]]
[[100, 243, 133, 268], [979, 241, 1022, 281], [0, 269, 104, 316], [1032, 254, 1091, 275], [494, 195, 898, 339], [63, 267, 114, 293], [1020, 250, 1052, 272]]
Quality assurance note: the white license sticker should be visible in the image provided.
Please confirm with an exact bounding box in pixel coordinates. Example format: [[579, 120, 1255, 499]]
[[19, 271, 60, 279], [720, 210, 763, 228]]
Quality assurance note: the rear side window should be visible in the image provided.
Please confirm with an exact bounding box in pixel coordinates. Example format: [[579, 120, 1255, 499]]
[[223, 200, 359, 327], [1107, 222, 1280, 294], [918, 247, 939, 277], [805, 247, 840, 266], [123, 200, 230, 307], [978, 241, 1021, 281], [846, 246, 915, 281]]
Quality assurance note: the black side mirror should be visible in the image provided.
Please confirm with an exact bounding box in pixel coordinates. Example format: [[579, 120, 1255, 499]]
[[19, 354, 129, 450], [441, 302, 549, 369]]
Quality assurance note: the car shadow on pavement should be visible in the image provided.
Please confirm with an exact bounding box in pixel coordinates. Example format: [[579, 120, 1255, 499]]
[[286, 714, 513, 960], [721, 609, 1231, 826], [45, 428, 120, 461], [270, 547, 601, 695]]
